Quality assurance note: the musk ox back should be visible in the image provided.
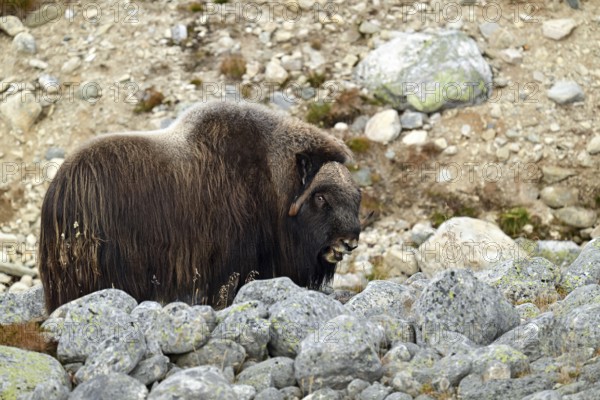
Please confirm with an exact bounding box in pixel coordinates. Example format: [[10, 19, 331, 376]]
[[39, 101, 361, 312]]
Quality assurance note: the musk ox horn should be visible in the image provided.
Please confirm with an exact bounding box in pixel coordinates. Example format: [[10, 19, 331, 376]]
[[38, 101, 362, 312]]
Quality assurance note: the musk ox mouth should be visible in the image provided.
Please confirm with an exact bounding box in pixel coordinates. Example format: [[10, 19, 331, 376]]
[[321, 238, 359, 264]]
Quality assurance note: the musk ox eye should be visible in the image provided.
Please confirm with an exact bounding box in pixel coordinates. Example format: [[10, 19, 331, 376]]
[[314, 193, 327, 207]]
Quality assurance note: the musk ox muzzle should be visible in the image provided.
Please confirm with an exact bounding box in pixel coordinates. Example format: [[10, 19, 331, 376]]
[[38, 101, 362, 312]]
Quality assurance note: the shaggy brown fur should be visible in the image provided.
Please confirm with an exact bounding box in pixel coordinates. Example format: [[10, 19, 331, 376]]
[[39, 101, 361, 312]]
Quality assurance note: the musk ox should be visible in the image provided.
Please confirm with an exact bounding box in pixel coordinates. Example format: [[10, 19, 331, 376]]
[[39, 101, 361, 312]]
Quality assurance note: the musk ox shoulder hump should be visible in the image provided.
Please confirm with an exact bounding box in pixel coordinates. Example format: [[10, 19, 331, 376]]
[[170, 101, 352, 164]]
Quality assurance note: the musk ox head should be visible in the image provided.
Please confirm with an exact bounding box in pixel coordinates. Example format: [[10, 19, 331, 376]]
[[289, 161, 360, 276], [38, 101, 362, 311]]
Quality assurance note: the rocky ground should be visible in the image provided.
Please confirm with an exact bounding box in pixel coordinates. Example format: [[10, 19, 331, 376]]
[[1, 0, 600, 398], [1, 235, 600, 399]]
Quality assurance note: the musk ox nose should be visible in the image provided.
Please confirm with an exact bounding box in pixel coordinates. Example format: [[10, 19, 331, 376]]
[[342, 238, 358, 251]]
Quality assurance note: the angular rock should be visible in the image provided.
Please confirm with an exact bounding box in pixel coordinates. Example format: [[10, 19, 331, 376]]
[[255, 387, 285, 400], [560, 239, 600, 293], [547, 81, 584, 105], [354, 30, 492, 112], [381, 246, 419, 282], [24, 4, 61, 27], [521, 390, 563, 400], [0, 345, 70, 399], [458, 373, 553, 400], [479, 22, 500, 39], [540, 186, 579, 209], [61, 57, 81, 74], [12, 31, 36, 54], [48, 289, 138, 319], [42, 292, 141, 363], [0, 92, 42, 132], [233, 277, 304, 309], [295, 314, 383, 392], [541, 166, 576, 184], [369, 314, 415, 347], [74, 329, 147, 382], [493, 312, 555, 361], [213, 301, 270, 360], [359, 21, 381, 35], [555, 207, 597, 229], [69, 373, 147, 400], [345, 280, 415, 320], [535, 240, 581, 268], [170, 24, 187, 44], [347, 379, 370, 398], [268, 291, 346, 357], [402, 130, 428, 146], [232, 384, 257, 400], [516, 302, 541, 319], [475, 257, 560, 304], [0, 285, 45, 324], [500, 48, 523, 64], [556, 284, 600, 317], [44, 147, 66, 160], [16, 379, 70, 400], [413, 269, 520, 345], [0, 15, 25, 36], [265, 60, 289, 85], [192, 305, 217, 331], [400, 110, 425, 130], [586, 136, 600, 155], [130, 354, 170, 385], [148, 366, 236, 399], [148, 302, 210, 355], [176, 339, 245, 369], [470, 345, 530, 377], [236, 357, 296, 392], [542, 19, 577, 41], [416, 217, 527, 277], [358, 382, 392, 399], [365, 110, 401, 144], [385, 393, 413, 400], [553, 303, 600, 354]]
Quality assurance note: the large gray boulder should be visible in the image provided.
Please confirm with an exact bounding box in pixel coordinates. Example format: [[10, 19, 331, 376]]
[[560, 238, 600, 293], [212, 301, 270, 360], [417, 217, 527, 277], [294, 314, 383, 393], [493, 312, 556, 361], [0, 345, 70, 399], [41, 290, 141, 364], [413, 269, 520, 345], [268, 290, 347, 357], [476, 257, 560, 304], [552, 303, 600, 354], [354, 30, 492, 112]]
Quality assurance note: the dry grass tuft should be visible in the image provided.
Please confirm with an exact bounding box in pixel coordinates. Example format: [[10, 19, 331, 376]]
[[0, 320, 57, 355], [220, 55, 247, 80]]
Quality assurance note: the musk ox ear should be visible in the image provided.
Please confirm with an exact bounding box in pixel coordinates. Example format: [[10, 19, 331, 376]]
[[296, 153, 316, 187], [289, 152, 324, 217]]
